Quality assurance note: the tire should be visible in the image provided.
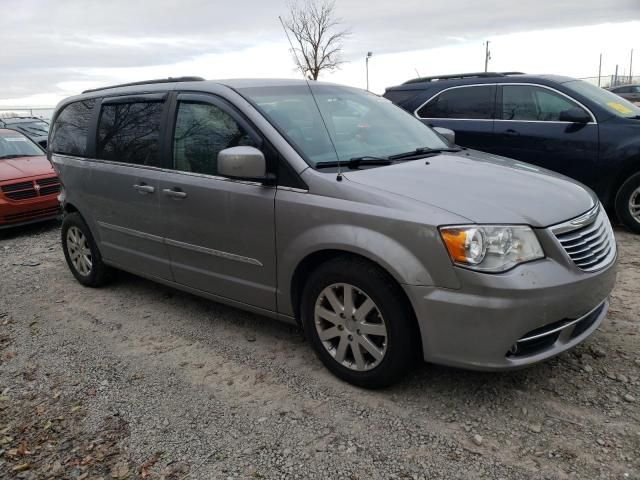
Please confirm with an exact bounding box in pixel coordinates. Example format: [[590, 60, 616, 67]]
[[61, 212, 112, 287], [300, 256, 420, 388], [615, 172, 640, 234]]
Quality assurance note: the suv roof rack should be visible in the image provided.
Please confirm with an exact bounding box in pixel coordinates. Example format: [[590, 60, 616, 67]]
[[82, 76, 206, 94], [402, 71, 525, 85]]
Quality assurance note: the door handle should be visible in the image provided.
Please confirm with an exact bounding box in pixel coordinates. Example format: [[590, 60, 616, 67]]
[[503, 129, 520, 137], [133, 184, 155, 194], [163, 188, 187, 199]]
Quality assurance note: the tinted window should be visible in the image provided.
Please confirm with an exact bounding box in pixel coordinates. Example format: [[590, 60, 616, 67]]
[[417, 86, 495, 119], [383, 89, 420, 106], [51, 99, 95, 156], [97, 101, 164, 166], [613, 86, 631, 93], [501, 85, 587, 121], [173, 102, 256, 175]]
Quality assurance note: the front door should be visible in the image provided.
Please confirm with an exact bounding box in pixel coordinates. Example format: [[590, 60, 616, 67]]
[[492, 84, 599, 186], [159, 94, 278, 311], [415, 84, 497, 151], [89, 94, 172, 280]]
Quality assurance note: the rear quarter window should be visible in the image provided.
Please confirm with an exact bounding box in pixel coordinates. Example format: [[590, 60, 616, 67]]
[[417, 85, 496, 119], [50, 99, 96, 156]]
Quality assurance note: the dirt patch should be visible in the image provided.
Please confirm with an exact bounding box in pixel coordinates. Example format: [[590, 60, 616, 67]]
[[1, 220, 639, 479]]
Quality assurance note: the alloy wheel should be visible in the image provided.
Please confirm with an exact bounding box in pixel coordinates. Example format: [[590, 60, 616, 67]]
[[629, 186, 640, 223], [314, 283, 388, 371], [66, 226, 92, 276]]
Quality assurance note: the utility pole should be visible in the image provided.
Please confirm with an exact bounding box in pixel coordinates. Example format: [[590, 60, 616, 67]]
[[614, 64, 619, 86], [598, 53, 602, 87], [630, 49, 634, 82], [484, 41, 491, 72], [365, 52, 373, 91]]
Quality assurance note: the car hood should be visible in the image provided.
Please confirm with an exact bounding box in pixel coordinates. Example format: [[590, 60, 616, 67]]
[[0, 155, 53, 182], [342, 150, 596, 227]]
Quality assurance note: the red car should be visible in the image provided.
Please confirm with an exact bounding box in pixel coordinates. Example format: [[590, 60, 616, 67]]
[[0, 129, 61, 229]]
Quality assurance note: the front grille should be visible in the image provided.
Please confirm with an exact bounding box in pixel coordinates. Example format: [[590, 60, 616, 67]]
[[551, 206, 616, 272], [1, 176, 60, 201], [36, 177, 59, 187], [2, 184, 37, 200]]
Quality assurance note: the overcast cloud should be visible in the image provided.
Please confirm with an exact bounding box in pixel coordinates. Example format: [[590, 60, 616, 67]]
[[1, 0, 639, 104]]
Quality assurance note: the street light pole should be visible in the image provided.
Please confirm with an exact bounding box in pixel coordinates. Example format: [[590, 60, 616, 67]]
[[598, 53, 602, 87], [630, 49, 634, 82], [366, 52, 373, 91], [484, 41, 491, 72]]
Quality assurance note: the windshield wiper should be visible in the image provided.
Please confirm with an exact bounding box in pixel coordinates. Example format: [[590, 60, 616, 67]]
[[316, 156, 392, 170], [0, 154, 26, 159], [388, 147, 463, 160]]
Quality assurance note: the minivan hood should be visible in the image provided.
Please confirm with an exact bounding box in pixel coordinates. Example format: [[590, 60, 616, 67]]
[[343, 150, 596, 227], [0, 155, 53, 182]]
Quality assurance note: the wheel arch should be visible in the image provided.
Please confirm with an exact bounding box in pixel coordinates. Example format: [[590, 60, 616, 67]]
[[288, 248, 424, 355]]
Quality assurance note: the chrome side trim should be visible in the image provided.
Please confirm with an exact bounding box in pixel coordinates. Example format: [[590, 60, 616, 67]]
[[277, 186, 308, 193], [97, 220, 263, 266], [97, 221, 164, 243], [518, 302, 604, 343], [165, 238, 263, 266], [414, 82, 597, 124]]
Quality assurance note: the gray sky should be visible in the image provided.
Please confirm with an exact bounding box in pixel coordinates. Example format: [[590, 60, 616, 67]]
[[1, 0, 639, 105]]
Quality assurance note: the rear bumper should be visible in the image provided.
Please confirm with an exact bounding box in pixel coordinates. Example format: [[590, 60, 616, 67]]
[[403, 255, 617, 371]]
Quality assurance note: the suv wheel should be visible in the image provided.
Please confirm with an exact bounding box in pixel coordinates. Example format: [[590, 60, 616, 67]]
[[61, 212, 112, 287], [301, 256, 419, 388], [615, 172, 640, 233]]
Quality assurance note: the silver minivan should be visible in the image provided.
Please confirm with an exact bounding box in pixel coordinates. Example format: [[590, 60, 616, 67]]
[[49, 77, 617, 388]]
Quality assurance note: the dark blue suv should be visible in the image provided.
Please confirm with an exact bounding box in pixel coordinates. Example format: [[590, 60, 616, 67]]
[[384, 72, 640, 232]]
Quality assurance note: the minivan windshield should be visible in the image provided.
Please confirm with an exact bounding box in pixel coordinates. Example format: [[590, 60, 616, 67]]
[[0, 132, 43, 159], [564, 80, 640, 119], [239, 84, 449, 167]]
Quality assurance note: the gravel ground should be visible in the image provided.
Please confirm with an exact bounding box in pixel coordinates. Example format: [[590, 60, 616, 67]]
[[1, 220, 639, 479]]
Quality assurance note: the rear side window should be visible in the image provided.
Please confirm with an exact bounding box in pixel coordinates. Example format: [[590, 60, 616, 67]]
[[97, 101, 164, 167], [417, 85, 495, 119], [383, 89, 420, 106], [50, 99, 96, 156], [173, 101, 256, 176], [501, 85, 587, 121]]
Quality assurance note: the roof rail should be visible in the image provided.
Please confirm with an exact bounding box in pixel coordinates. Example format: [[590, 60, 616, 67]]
[[402, 72, 525, 85], [82, 76, 206, 94]]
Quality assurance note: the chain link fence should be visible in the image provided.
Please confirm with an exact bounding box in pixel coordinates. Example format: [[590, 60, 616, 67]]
[[578, 75, 640, 89]]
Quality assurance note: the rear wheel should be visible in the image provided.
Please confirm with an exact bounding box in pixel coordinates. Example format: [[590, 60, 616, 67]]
[[61, 212, 112, 287], [615, 172, 640, 233], [301, 256, 420, 388]]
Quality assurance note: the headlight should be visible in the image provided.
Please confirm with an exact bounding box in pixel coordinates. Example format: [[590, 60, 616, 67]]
[[439, 225, 544, 272]]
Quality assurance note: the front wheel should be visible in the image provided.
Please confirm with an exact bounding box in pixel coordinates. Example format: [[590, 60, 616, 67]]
[[615, 172, 640, 234], [61, 212, 112, 287], [301, 256, 420, 388]]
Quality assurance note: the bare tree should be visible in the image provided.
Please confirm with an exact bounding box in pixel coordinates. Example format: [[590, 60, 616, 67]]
[[283, 0, 349, 80]]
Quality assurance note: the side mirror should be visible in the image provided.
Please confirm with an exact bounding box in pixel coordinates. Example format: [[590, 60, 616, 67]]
[[432, 126, 455, 145], [217, 146, 274, 184], [559, 107, 591, 123]]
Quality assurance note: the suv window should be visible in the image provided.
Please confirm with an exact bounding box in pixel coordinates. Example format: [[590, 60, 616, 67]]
[[173, 101, 256, 176], [50, 99, 96, 156], [501, 85, 588, 121], [97, 101, 164, 167], [417, 85, 495, 119]]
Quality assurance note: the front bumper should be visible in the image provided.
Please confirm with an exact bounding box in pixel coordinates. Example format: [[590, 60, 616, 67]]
[[404, 245, 617, 371]]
